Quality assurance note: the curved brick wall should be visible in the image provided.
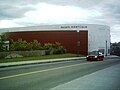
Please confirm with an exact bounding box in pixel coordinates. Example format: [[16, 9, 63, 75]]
[[7, 30, 88, 55]]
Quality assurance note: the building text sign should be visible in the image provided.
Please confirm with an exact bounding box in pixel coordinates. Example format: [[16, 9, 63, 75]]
[[60, 25, 87, 29]]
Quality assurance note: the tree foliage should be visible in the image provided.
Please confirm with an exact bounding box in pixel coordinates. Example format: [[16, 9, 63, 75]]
[[111, 42, 120, 56], [10, 39, 66, 55], [44, 42, 66, 55], [52, 42, 66, 54], [0, 33, 8, 52], [10, 39, 27, 51], [29, 40, 42, 50], [44, 43, 53, 50], [10, 39, 42, 51]]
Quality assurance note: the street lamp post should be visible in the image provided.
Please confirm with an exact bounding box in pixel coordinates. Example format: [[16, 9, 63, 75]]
[[106, 40, 107, 56]]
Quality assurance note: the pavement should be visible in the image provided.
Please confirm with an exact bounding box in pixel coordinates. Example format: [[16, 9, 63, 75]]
[[0, 55, 119, 90], [0, 55, 119, 68], [0, 57, 85, 68], [50, 63, 120, 90]]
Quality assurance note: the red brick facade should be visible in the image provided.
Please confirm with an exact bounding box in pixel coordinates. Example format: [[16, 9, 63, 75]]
[[7, 30, 88, 55]]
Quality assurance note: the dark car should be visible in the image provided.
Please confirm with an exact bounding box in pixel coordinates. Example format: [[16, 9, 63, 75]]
[[87, 51, 104, 61]]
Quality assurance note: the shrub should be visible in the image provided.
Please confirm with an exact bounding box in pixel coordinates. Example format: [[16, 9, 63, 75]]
[[44, 42, 66, 55], [44, 43, 53, 55], [44, 43, 53, 50], [10, 39, 42, 51], [52, 42, 66, 54], [9, 39, 66, 55], [10, 38, 27, 51], [29, 40, 42, 50]]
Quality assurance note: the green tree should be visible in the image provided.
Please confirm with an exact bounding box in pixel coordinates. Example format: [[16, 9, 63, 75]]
[[0, 33, 8, 51], [111, 42, 120, 56]]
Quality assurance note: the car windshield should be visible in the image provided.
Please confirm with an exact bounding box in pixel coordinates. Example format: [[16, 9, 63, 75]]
[[88, 51, 98, 55]]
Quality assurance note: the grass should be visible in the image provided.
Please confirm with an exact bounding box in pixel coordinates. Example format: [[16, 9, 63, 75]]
[[0, 53, 83, 63]]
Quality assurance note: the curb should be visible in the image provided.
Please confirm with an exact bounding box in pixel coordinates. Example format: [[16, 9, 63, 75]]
[[0, 57, 86, 68], [104, 56, 120, 59]]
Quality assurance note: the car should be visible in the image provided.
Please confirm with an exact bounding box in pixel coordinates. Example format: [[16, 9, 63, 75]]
[[86, 51, 104, 61]]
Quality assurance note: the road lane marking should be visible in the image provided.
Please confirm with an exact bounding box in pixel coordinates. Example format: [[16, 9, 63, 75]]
[[0, 62, 97, 80]]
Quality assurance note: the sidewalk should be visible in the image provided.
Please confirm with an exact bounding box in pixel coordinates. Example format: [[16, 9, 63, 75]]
[[0, 55, 118, 68], [51, 63, 120, 90], [0, 57, 85, 68]]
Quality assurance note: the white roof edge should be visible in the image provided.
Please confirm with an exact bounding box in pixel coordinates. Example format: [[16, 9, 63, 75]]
[[0, 24, 110, 32]]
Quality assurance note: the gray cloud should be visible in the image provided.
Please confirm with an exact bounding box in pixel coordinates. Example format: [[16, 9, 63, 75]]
[[0, 5, 24, 19], [0, 0, 120, 42], [39, 0, 104, 8], [0, 0, 40, 5], [0, 0, 119, 21], [0, 0, 37, 19], [103, 1, 120, 16]]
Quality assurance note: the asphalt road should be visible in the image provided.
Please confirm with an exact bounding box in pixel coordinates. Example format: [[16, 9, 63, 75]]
[[0, 57, 120, 90]]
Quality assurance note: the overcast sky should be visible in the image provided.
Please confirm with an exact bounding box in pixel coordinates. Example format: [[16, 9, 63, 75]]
[[0, 0, 120, 43]]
